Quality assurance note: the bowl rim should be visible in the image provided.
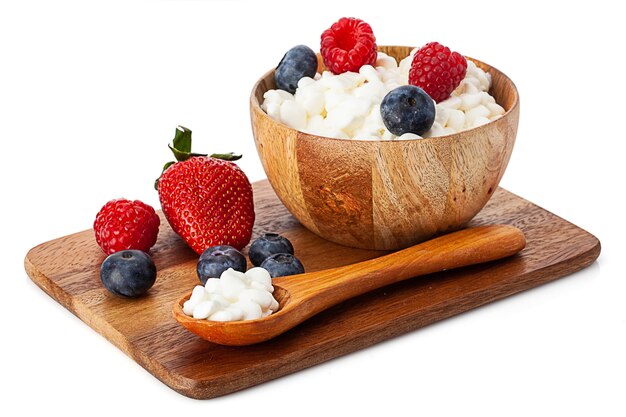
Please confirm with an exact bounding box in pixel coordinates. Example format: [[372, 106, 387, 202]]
[[250, 46, 519, 144]]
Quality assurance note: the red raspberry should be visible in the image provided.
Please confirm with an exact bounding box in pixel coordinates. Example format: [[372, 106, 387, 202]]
[[408, 42, 468, 103], [94, 199, 160, 255], [320, 17, 377, 74]]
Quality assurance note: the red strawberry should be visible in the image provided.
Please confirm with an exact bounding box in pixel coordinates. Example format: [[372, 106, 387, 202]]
[[320, 17, 377, 74], [408, 42, 467, 103], [156, 126, 255, 254], [94, 199, 160, 255]]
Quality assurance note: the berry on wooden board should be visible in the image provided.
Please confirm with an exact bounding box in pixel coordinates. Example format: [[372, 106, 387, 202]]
[[249, 233, 295, 267], [93, 199, 160, 255], [100, 250, 157, 298], [197, 245, 247, 285], [260, 253, 305, 278], [156, 126, 255, 255]]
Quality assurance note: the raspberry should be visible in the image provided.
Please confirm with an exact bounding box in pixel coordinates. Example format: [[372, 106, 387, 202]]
[[320, 17, 377, 74], [408, 42, 468, 103], [94, 199, 160, 255]]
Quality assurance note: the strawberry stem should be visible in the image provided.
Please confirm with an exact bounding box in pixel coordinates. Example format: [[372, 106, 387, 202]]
[[173, 125, 192, 154], [210, 152, 242, 161], [154, 126, 243, 190], [168, 126, 207, 162]]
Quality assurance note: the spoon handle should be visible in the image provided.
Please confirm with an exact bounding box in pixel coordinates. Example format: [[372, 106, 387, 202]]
[[276, 225, 525, 318]]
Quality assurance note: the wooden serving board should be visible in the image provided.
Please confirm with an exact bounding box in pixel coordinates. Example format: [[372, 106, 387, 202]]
[[25, 180, 600, 399]]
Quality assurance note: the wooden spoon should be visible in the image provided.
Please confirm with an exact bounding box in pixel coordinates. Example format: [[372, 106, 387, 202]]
[[172, 224, 525, 346]]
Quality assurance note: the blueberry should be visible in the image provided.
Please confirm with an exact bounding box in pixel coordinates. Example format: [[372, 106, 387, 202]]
[[197, 245, 247, 284], [275, 45, 318, 94], [380, 85, 436, 136], [249, 233, 295, 266], [260, 253, 305, 278], [100, 250, 157, 298]]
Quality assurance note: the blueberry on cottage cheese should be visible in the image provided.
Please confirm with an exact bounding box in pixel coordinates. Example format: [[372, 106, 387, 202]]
[[100, 250, 157, 298], [260, 253, 305, 278], [249, 233, 295, 266], [197, 245, 247, 285], [380, 85, 436, 136], [275, 45, 318, 94]]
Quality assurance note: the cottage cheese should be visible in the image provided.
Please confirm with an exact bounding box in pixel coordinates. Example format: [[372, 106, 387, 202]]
[[183, 267, 279, 322], [261, 50, 505, 140]]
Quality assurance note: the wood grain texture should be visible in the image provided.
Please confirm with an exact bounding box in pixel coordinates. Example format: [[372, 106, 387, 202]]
[[25, 180, 600, 399], [173, 225, 526, 346], [250, 45, 520, 250]]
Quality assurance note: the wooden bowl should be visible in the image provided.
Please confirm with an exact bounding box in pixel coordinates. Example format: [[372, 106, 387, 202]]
[[250, 45, 520, 250]]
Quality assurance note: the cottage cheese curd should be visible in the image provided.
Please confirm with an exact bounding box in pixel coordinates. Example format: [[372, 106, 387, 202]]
[[183, 267, 279, 322], [261, 50, 505, 140]]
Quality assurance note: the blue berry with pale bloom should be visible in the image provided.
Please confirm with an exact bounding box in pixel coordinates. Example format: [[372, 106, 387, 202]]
[[275, 45, 318, 94], [380, 85, 435, 136]]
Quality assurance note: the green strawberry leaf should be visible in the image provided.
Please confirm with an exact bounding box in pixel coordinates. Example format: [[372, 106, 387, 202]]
[[161, 160, 176, 175], [210, 152, 242, 161], [169, 126, 208, 162], [173, 125, 192, 154], [168, 144, 208, 162]]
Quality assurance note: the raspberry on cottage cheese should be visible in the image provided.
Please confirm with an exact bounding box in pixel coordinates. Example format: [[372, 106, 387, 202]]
[[183, 267, 279, 322], [261, 50, 505, 140]]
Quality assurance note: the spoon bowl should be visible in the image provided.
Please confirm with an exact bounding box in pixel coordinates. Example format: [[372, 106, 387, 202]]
[[173, 225, 526, 346], [173, 285, 295, 346]]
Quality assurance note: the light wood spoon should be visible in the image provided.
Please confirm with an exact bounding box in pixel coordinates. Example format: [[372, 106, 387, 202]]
[[173, 224, 525, 346]]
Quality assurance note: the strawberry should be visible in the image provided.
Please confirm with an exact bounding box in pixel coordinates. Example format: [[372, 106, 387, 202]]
[[156, 126, 255, 254]]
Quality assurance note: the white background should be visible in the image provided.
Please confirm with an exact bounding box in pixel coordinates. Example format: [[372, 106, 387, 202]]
[[1, 0, 624, 415]]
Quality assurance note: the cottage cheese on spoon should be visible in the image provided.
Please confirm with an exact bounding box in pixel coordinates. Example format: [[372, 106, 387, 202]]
[[183, 267, 279, 322]]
